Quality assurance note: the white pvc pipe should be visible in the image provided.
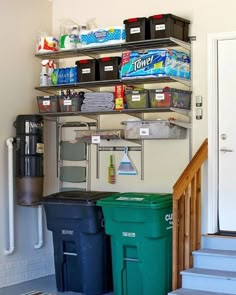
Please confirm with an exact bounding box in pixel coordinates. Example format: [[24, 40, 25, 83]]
[[5, 137, 14, 255], [34, 205, 44, 249]]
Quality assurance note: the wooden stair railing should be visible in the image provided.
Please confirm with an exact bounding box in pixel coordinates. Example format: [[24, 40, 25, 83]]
[[172, 138, 208, 290]]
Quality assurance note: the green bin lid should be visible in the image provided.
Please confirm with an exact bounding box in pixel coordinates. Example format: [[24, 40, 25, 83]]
[[97, 192, 172, 209]]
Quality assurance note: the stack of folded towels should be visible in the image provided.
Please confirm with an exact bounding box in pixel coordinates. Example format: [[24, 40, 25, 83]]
[[81, 92, 115, 112]]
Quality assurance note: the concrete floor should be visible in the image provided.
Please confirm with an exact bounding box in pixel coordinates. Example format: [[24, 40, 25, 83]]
[[0, 275, 85, 295]]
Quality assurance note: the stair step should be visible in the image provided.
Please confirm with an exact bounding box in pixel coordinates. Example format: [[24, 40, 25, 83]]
[[169, 288, 236, 295], [193, 249, 236, 271], [202, 235, 236, 251], [181, 268, 236, 294]]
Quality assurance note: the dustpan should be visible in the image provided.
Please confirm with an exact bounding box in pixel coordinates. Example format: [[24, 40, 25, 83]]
[[118, 147, 137, 175]]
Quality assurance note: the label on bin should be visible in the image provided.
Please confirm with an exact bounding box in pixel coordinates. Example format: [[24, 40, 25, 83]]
[[130, 27, 141, 34], [43, 100, 50, 106], [131, 94, 141, 101], [155, 24, 165, 31], [104, 66, 113, 71], [140, 128, 149, 136], [82, 68, 91, 74], [116, 197, 144, 201], [63, 99, 72, 106], [122, 232, 136, 238], [61, 229, 74, 235], [155, 93, 165, 101]]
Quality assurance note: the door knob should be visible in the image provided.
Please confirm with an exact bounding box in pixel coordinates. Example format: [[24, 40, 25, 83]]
[[221, 133, 227, 140]]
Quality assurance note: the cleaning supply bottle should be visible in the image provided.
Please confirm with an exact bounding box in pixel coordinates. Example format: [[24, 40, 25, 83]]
[[40, 60, 49, 86], [47, 60, 55, 86], [108, 154, 115, 184], [70, 25, 80, 48]]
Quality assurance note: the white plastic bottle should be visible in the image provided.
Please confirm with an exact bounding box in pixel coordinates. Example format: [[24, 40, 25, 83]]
[[79, 24, 88, 46], [70, 25, 80, 48], [40, 60, 49, 86]]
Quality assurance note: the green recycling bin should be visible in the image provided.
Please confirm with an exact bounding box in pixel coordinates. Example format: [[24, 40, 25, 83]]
[[97, 192, 173, 295]]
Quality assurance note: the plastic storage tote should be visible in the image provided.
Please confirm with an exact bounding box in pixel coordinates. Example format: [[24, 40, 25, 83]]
[[148, 14, 190, 42], [97, 192, 173, 295], [98, 56, 121, 80], [75, 59, 99, 82], [123, 17, 150, 42], [41, 190, 116, 295]]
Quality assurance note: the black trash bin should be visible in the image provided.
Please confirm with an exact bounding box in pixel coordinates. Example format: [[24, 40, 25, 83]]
[[41, 190, 116, 295]]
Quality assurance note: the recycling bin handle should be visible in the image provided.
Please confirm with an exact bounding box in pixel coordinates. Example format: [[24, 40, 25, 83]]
[[63, 252, 77, 256], [124, 257, 138, 262]]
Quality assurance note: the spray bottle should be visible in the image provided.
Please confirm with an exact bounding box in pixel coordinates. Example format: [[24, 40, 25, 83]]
[[47, 60, 55, 86], [40, 60, 49, 86]]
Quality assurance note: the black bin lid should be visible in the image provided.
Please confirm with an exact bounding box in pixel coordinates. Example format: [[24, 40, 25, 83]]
[[41, 190, 117, 205]]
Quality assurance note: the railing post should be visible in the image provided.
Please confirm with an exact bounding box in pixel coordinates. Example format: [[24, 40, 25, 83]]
[[172, 199, 178, 290], [172, 139, 208, 290]]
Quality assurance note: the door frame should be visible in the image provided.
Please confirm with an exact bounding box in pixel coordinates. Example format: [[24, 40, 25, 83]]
[[208, 31, 236, 233]]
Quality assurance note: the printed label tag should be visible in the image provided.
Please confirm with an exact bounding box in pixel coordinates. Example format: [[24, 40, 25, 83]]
[[104, 65, 113, 72], [82, 68, 91, 74], [43, 100, 50, 106], [140, 128, 149, 136], [92, 135, 101, 144], [62, 230, 74, 235], [36, 143, 44, 154], [130, 27, 141, 34], [155, 93, 165, 101], [122, 232, 136, 237], [155, 24, 165, 31], [132, 94, 141, 101], [64, 100, 72, 106]]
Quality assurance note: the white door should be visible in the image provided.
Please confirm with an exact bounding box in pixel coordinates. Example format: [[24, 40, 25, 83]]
[[218, 39, 236, 232]]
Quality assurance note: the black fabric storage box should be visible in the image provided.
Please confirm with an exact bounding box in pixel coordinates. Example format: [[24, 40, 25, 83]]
[[98, 56, 121, 80], [123, 17, 150, 42], [75, 59, 99, 82], [148, 14, 190, 42]]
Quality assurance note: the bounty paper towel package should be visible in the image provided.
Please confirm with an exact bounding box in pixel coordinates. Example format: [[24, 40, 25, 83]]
[[120, 49, 190, 79]]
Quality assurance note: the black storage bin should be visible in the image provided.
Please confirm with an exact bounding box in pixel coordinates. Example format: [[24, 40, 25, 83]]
[[75, 59, 99, 82], [98, 56, 121, 80], [148, 14, 190, 42], [123, 17, 150, 42], [41, 191, 116, 295]]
